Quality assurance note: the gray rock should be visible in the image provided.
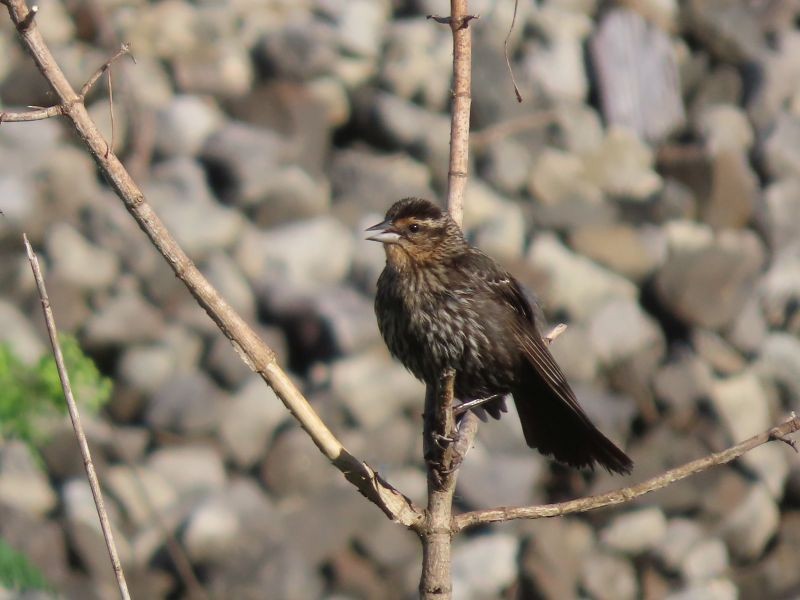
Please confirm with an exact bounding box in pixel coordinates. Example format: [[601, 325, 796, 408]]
[[105, 464, 178, 530], [555, 103, 605, 154], [698, 104, 753, 154], [721, 483, 779, 561], [692, 329, 747, 375], [520, 518, 595, 600], [681, 538, 729, 582], [527, 233, 638, 321], [656, 518, 705, 572], [0, 441, 57, 517], [146, 371, 224, 435], [665, 579, 738, 600], [479, 137, 535, 196], [701, 151, 757, 230], [655, 222, 765, 329], [200, 121, 288, 206], [0, 116, 62, 177], [528, 147, 604, 206], [756, 333, 800, 407], [452, 534, 518, 600], [724, 294, 767, 354], [0, 504, 69, 588], [236, 217, 354, 293], [570, 223, 666, 281], [760, 247, 800, 329], [261, 427, 336, 498], [764, 178, 800, 253], [254, 20, 338, 80], [146, 158, 244, 258], [0, 299, 45, 364], [583, 126, 662, 200], [742, 511, 800, 599], [329, 148, 434, 224], [588, 298, 665, 367], [84, 286, 166, 346], [748, 31, 800, 130], [63, 478, 130, 583], [548, 323, 600, 383], [154, 94, 224, 157], [687, 0, 764, 62], [202, 251, 257, 320], [173, 39, 253, 97], [331, 350, 424, 431], [600, 507, 668, 555], [581, 552, 638, 600], [653, 351, 713, 418], [354, 513, 418, 569], [148, 444, 227, 498], [380, 19, 451, 109], [332, 0, 389, 59], [463, 181, 526, 260], [763, 113, 800, 179], [45, 222, 119, 291], [457, 446, 545, 508], [524, 6, 591, 102], [591, 9, 685, 142], [183, 494, 241, 563], [0, 174, 37, 226], [219, 375, 286, 469]]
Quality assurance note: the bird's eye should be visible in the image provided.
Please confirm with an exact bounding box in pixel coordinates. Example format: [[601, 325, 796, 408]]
[[408, 223, 420, 233]]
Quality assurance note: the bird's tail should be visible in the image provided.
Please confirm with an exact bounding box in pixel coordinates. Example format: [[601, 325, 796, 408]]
[[512, 373, 633, 475]]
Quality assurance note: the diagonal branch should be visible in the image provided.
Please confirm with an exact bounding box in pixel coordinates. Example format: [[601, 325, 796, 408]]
[[24, 235, 131, 600], [4, 0, 422, 530], [453, 413, 800, 532]]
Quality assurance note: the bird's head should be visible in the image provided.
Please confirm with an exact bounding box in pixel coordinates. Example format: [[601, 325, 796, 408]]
[[366, 198, 466, 269]]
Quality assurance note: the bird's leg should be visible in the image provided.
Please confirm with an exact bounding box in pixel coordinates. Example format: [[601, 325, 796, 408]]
[[453, 394, 504, 417]]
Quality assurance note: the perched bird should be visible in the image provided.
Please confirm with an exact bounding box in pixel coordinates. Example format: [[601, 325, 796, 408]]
[[367, 198, 633, 475]]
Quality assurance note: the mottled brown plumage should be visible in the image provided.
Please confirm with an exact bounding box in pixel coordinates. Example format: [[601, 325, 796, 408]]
[[367, 198, 633, 475]]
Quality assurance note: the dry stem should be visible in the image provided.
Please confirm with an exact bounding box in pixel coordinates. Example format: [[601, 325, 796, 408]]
[[3, 0, 421, 530], [24, 235, 131, 600], [454, 413, 800, 531]]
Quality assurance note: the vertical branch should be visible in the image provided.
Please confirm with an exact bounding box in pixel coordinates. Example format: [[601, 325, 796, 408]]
[[445, 0, 473, 225], [24, 235, 131, 600], [419, 2, 475, 598]]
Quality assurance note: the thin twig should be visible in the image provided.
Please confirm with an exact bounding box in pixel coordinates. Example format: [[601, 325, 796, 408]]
[[3, 0, 422, 531], [503, 0, 522, 102], [24, 235, 131, 600], [79, 42, 131, 99], [0, 105, 63, 122], [454, 413, 800, 531]]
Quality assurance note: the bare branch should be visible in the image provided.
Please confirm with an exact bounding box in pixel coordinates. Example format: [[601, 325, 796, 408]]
[[453, 413, 800, 532], [503, 0, 522, 102], [0, 105, 64, 122], [3, 0, 422, 530], [79, 42, 131, 100], [24, 234, 131, 600]]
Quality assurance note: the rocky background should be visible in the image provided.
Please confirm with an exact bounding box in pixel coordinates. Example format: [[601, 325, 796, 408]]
[[1, 0, 800, 598]]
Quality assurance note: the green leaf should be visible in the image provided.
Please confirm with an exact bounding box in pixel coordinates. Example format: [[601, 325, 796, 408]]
[[0, 539, 51, 592]]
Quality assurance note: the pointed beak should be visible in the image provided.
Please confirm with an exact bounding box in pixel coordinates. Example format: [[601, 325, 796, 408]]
[[365, 219, 401, 244]]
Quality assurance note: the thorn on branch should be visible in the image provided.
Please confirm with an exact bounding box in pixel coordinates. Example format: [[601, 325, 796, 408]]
[[426, 14, 451, 24], [457, 15, 479, 30], [769, 429, 799, 452]]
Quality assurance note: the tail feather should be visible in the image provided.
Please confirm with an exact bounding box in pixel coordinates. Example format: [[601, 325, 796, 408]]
[[512, 376, 633, 475]]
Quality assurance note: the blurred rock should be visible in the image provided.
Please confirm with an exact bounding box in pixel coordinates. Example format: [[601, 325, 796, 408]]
[[520, 519, 594, 599], [702, 151, 757, 230], [236, 217, 354, 293], [763, 113, 800, 179], [588, 298, 665, 367], [84, 286, 166, 347], [693, 329, 747, 375], [458, 445, 545, 508], [687, 0, 764, 61], [583, 126, 662, 200], [721, 484, 779, 561], [656, 518, 705, 572], [655, 222, 765, 328], [682, 538, 729, 582], [665, 579, 738, 600], [452, 534, 518, 600], [756, 333, 800, 406], [653, 350, 713, 418], [600, 507, 668, 555], [0, 441, 57, 517], [105, 464, 177, 529], [581, 551, 638, 600], [0, 299, 45, 364], [698, 104, 753, 154], [183, 494, 241, 563], [724, 294, 767, 355], [570, 223, 666, 281], [529, 147, 603, 207], [764, 178, 800, 253], [527, 233, 638, 321], [219, 376, 286, 469], [591, 9, 684, 142], [154, 94, 224, 157], [331, 350, 423, 431], [146, 158, 245, 258], [148, 444, 227, 498], [45, 222, 119, 291], [261, 427, 336, 497], [202, 251, 257, 320], [146, 371, 223, 435], [173, 39, 254, 97]]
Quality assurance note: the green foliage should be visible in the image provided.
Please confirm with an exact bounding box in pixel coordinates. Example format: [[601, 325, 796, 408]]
[[0, 335, 112, 447], [0, 539, 50, 592]]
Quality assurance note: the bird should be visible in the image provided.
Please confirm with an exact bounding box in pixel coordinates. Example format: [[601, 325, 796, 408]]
[[366, 198, 633, 475]]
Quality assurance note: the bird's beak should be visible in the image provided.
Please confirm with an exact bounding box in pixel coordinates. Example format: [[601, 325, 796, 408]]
[[366, 219, 401, 244]]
